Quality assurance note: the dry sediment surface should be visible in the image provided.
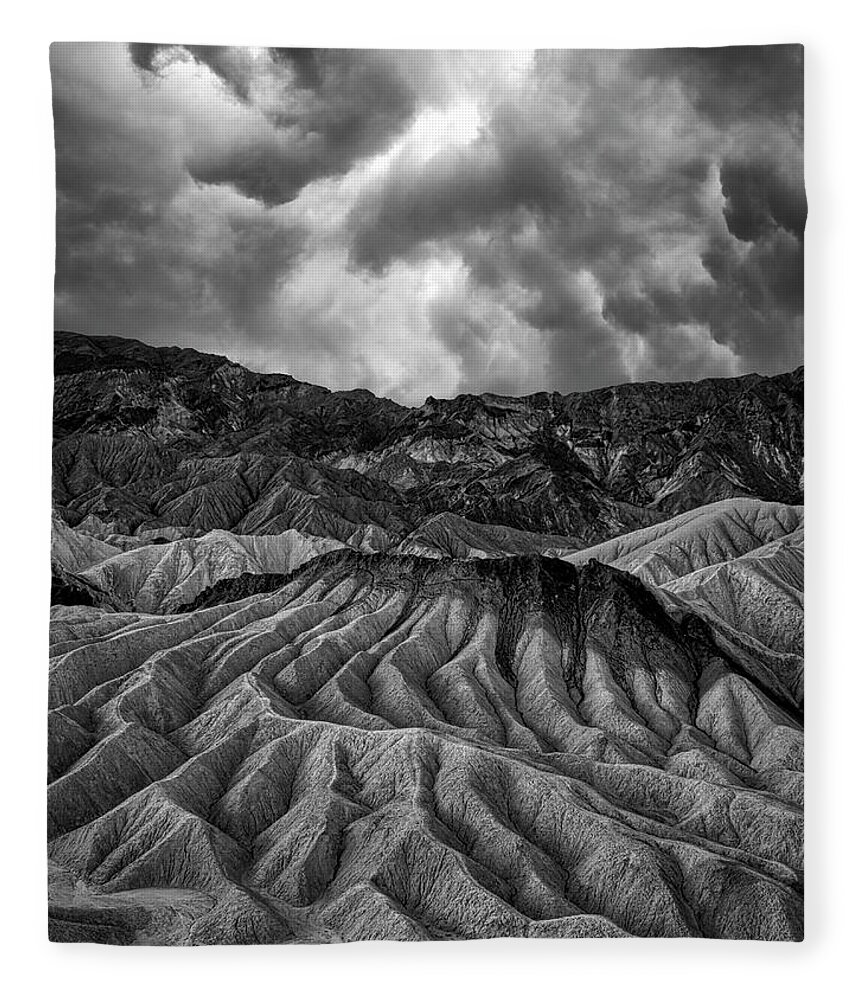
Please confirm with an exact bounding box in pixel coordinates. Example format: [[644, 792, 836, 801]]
[[48, 552, 803, 944]]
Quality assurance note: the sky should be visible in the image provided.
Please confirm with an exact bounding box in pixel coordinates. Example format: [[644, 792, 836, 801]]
[[51, 43, 804, 404]]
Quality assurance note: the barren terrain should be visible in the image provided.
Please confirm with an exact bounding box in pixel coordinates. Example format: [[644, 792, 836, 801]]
[[49, 333, 804, 943]]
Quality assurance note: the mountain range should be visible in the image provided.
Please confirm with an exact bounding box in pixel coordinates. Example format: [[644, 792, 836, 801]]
[[49, 331, 804, 943]]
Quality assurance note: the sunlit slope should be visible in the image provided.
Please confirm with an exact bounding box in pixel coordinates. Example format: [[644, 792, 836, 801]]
[[49, 553, 802, 943], [70, 528, 347, 613]]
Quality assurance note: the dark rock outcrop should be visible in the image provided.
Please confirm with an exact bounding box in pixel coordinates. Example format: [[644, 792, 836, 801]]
[[53, 332, 803, 544]]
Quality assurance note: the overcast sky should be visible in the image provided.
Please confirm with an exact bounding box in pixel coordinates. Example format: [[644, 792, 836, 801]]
[[51, 43, 804, 403]]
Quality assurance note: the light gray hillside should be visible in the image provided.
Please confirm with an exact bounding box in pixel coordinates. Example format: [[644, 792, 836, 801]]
[[562, 498, 803, 585], [74, 528, 348, 613]]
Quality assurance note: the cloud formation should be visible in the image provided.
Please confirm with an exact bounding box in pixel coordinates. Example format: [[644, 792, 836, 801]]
[[52, 43, 804, 403], [128, 44, 418, 206]]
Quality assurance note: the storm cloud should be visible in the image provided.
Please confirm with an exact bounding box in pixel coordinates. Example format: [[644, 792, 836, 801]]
[[51, 43, 804, 403]]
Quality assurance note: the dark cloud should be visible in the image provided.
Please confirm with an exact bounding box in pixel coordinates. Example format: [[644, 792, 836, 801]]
[[131, 45, 418, 206], [350, 106, 567, 271], [350, 56, 645, 275], [270, 48, 323, 90], [603, 285, 693, 337], [345, 46, 804, 390], [129, 43, 255, 102], [52, 44, 308, 363], [185, 133, 320, 208], [720, 160, 807, 242], [632, 45, 804, 124], [127, 43, 162, 72], [52, 48, 185, 299], [183, 46, 255, 102], [52, 43, 804, 402], [260, 49, 418, 196], [55, 205, 308, 358], [207, 214, 308, 325]]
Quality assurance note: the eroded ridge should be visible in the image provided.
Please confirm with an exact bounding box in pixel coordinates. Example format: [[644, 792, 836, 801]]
[[49, 553, 803, 944]]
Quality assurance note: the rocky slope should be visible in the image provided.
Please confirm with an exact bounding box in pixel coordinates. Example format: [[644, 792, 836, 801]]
[[49, 553, 802, 944], [49, 332, 804, 943], [54, 331, 802, 543], [55, 523, 348, 614]]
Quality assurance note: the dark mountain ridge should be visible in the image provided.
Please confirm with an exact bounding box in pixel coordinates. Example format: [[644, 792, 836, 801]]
[[53, 331, 803, 544]]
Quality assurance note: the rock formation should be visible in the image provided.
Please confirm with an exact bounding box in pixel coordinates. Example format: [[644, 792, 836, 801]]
[[49, 332, 804, 943]]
